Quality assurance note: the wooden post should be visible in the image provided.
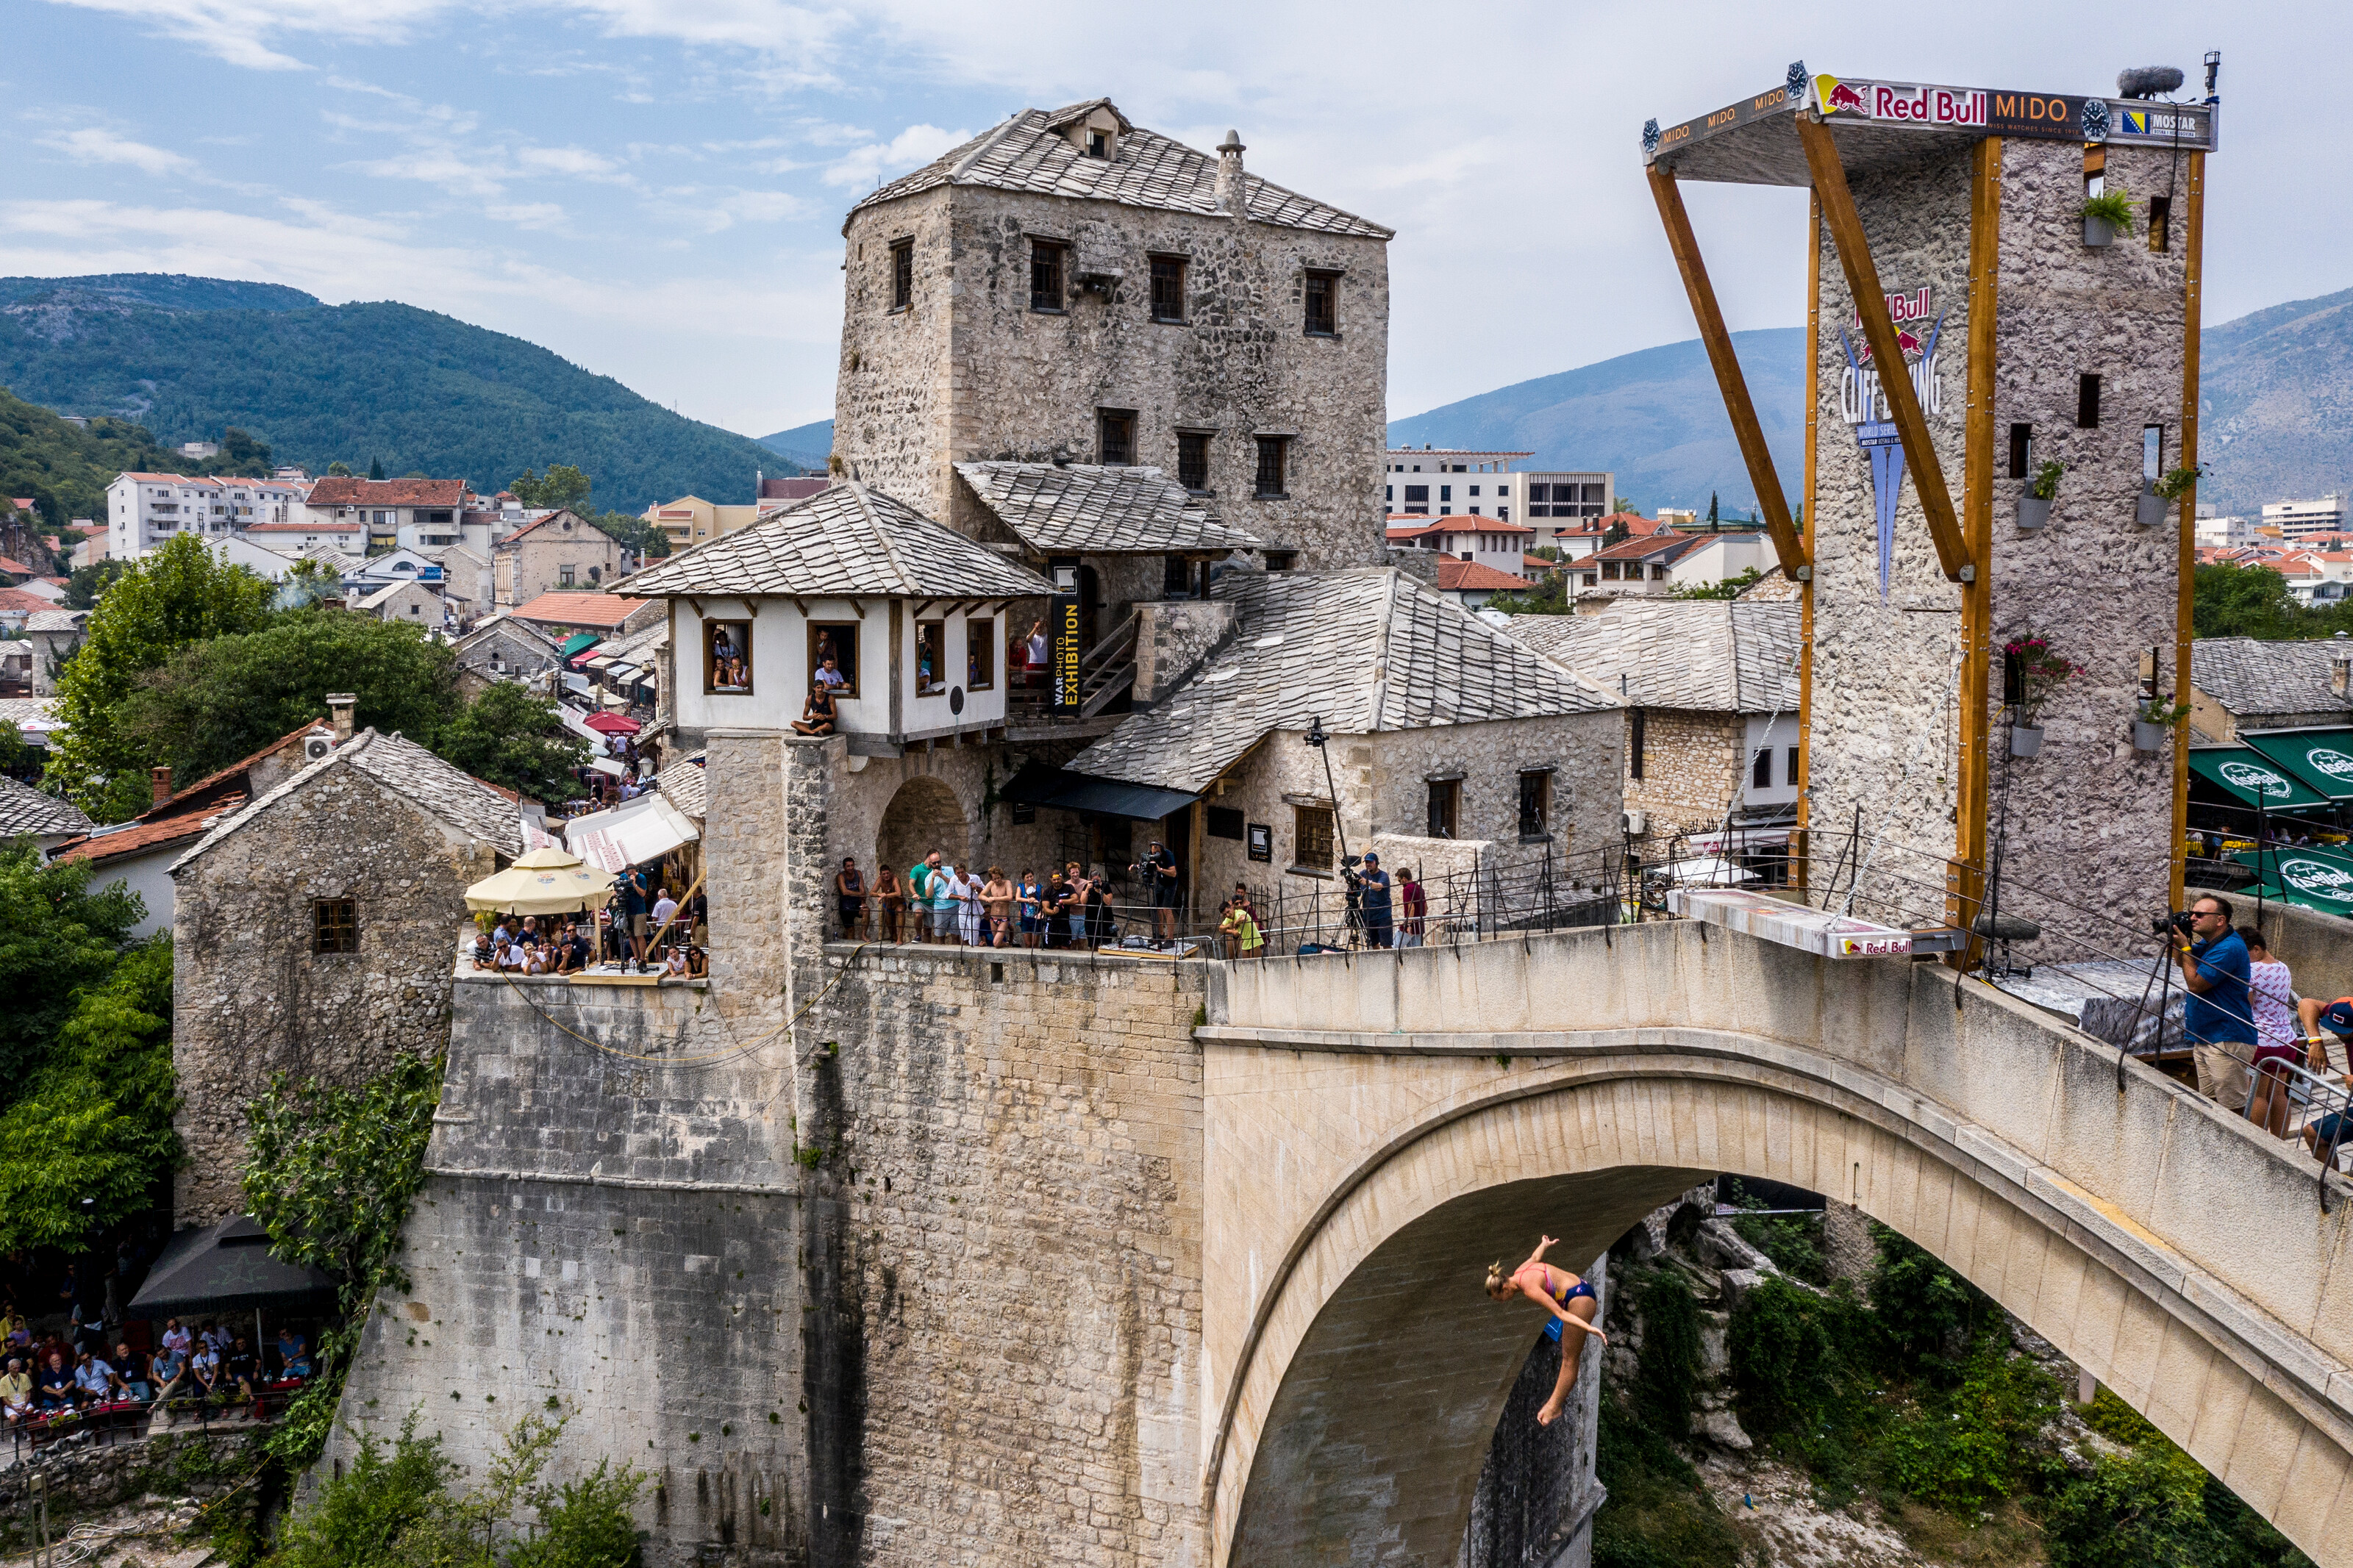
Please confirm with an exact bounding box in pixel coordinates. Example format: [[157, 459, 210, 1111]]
[[1646, 165, 1807, 577], [2173, 151, 2206, 911], [1796, 115, 1973, 583], [1953, 138, 2002, 967], [1797, 191, 1820, 901]]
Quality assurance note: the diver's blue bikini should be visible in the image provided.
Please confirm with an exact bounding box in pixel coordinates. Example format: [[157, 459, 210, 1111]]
[[1538, 1272, 1596, 1342]]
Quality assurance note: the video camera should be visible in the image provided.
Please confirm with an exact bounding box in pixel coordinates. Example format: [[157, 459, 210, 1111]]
[[2149, 910, 2198, 937], [1338, 853, 1364, 889]]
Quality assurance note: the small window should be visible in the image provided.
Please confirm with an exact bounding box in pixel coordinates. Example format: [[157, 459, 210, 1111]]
[[1254, 437, 1289, 499], [2143, 424, 2165, 483], [1163, 554, 1193, 595], [707, 619, 753, 693], [1293, 804, 1335, 870], [1303, 271, 1338, 335], [1087, 129, 1108, 159], [1468, 485, 1481, 498], [2148, 195, 2171, 253], [2077, 373, 2102, 429], [1404, 484, 1429, 505], [1263, 551, 1297, 571], [1178, 432, 1210, 492], [313, 898, 357, 954], [914, 619, 946, 695], [1029, 240, 1066, 311], [890, 239, 913, 311], [1440, 485, 1452, 503], [558, 564, 575, 587], [809, 621, 859, 698], [1752, 748, 1773, 789], [2007, 423, 2033, 480], [1150, 256, 1186, 323], [1629, 709, 1646, 780], [1786, 745, 1801, 784], [965, 615, 995, 690], [1517, 770, 1552, 840], [1099, 409, 1136, 466], [1426, 778, 1460, 840]]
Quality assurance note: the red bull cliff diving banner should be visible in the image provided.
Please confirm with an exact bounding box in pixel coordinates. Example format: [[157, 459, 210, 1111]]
[[1643, 66, 2216, 162], [1838, 285, 1943, 601]]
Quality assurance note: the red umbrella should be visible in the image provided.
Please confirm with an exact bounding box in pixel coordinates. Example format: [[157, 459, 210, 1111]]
[[584, 712, 640, 734]]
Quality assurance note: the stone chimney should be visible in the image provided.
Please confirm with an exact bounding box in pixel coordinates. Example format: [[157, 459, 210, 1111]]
[[327, 692, 357, 743], [150, 766, 172, 808], [2332, 634, 2351, 699], [1215, 130, 1246, 216]]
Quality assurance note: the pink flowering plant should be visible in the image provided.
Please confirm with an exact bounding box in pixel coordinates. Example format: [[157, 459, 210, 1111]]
[[2005, 634, 2085, 728]]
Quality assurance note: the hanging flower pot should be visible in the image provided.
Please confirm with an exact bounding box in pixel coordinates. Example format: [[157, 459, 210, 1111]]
[[2017, 496, 2052, 531], [2135, 489, 2168, 528], [2010, 724, 2045, 758], [2132, 720, 2169, 753], [2082, 215, 2116, 248], [2080, 186, 2133, 250]]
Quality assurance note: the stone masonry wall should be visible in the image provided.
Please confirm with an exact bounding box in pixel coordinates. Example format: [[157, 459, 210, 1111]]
[[838, 184, 1390, 573], [1624, 707, 1745, 840], [171, 767, 499, 1223]]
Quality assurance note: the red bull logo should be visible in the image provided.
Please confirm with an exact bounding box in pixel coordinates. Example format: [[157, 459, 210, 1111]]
[[1821, 77, 1866, 113], [1850, 287, 1935, 362], [1815, 76, 1988, 128]]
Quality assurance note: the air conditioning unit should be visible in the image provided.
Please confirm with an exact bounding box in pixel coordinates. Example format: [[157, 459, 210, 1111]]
[[304, 735, 334, 762], [1622, 810, 1648, 837]]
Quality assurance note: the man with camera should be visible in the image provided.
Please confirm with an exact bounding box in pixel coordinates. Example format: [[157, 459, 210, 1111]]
[[2171, 895, 2257, 1111], [1140, 838, 1180, 943], [1357, 851, 1395, 949]]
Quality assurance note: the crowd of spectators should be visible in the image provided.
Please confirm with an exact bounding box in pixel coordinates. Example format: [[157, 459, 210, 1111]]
[[2170, 892, 2353, 1164], [830, 850, 1213, 952], [2, 1308, 315, 1431], [470, 879, 707, 981]]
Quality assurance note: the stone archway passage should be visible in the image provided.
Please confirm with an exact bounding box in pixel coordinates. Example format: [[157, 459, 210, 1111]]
[[876, 774, 971, 887], [1201, 926, 2353, 1568]]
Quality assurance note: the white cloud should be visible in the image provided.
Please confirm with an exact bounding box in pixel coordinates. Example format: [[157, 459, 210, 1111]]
[[516, 146, 622, 178], [40, 126, 196, 175], [820, 123, 965, 190], [485, 201, 569, 230]]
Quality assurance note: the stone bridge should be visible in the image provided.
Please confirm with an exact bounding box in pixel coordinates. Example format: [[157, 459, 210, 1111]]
[[337, 893, 2353, 1568], [1200, 923, 2353, 1568]]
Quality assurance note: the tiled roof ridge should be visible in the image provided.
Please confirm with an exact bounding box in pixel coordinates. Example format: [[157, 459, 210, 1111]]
[[851, 484, 918, 595], [946, 113, 1028, 182]]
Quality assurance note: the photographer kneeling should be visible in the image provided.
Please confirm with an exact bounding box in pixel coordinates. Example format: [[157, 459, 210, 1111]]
[[2172, 895, 2257, 1114]]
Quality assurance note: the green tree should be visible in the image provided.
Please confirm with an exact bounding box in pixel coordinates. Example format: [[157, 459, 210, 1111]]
[[62, 557, 130, 611], [243, 1050, 442, 1464], [45, 534, 276, 820], [369, 455, 385, 480], [0, 717, 24, 776], [121, 612, 460, 786], [0, 841, 144, 1089], [327, 460, 353, 477], [1668, 567, 1764, 601], [508, 465, 593, 512], [219, 426, 273, 474], [0, 937, 178, 1251], [432, 682, 589, 803], [2192, 562, 2318, 640]]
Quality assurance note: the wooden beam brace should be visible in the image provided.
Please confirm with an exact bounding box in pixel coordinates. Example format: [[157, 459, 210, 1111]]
[[1646, 165, 1807, 578], [1796, 115, 1973, 583]]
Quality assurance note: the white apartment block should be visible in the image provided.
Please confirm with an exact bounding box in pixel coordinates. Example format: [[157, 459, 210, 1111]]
[[107, 473, 305, 560], [1379, 448, 1610, 544], [2265, 494, 2346, 540], [2194, 509, 2261, 548]]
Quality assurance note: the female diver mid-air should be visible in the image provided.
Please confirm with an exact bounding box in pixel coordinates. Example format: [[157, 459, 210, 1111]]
[[1485, 1234, 1608, 1426]]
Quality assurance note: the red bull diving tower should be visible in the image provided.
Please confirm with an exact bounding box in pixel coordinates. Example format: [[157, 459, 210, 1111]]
[[1643, 62, 2219, 956]]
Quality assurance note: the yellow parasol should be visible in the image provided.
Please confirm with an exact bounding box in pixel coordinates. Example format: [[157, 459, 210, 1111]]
[[464, 845, 618, 914]]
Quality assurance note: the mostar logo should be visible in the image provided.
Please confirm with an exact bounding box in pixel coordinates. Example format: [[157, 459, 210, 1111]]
[[2219, 760, 2293, 797], [2279, 858, 2353, 900]]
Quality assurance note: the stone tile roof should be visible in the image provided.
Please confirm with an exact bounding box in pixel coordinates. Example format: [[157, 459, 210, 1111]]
[[624, 483, 1054, 601], [1071, 568, 1615, 793], [954, 462, 1263, 556], [25, 609, 85, 632], [509, 592, 648, 629], [655, 751, 707, 820], [0, 774, 92, 839], [303, 478, 468, 508], [849, 103, 1391, 240], [2191, 637, 2353, 723], [173, 728, 522, 873], [1503, 601, 1802, 715]]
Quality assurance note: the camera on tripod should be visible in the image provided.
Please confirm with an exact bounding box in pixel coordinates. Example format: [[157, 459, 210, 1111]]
[[1338, 853, 1364, 889], [2149, 909, 2197, 937]]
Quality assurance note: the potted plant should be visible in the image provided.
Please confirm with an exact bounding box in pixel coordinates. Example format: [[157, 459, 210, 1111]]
[[2004, 634, 2083, 757], [2140, 464, 2200, 528], [2081, 183, 2135, 248], [2019, 459, 2063, 530], [2133, 694, 2190, 753]]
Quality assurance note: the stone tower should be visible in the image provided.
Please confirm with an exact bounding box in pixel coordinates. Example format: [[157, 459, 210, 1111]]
[[1643, 65, 2216, 951], [832, 98, 1393, 573]]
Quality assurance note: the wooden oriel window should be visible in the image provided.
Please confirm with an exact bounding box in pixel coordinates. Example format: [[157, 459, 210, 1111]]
[[313, 898, 358, 954], [1177, 432, 1210, 492], [890, 239, 913, 311], [1254, 436, 1289, 499], [1099, 409, 1137, 466], [808, 621, 858, 697], [1029, 240, 1066, 311], [914, 619, 946, 694], [1150, 256, 1186, 323], [964, 615, 996, 690], [1293, 804, 1335, 870], [1426, 778, 1460, 840], [707, 619, 752, 693], [1303, 271, 1338, 335]]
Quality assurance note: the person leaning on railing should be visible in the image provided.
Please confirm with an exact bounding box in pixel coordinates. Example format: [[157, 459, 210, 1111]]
[[2295, 997, 2353, 1167], [1219, 898, 1264, 959], [2173, 894, 2256, 1112]]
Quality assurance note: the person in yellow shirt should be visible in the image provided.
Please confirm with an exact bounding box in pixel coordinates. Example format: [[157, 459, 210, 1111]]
[[1, 1356, 32, 1425], [1219, 898, 1264, 959]]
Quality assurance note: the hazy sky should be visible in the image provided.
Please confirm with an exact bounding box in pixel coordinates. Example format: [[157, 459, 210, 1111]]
[[2, 0, 2343, 441]]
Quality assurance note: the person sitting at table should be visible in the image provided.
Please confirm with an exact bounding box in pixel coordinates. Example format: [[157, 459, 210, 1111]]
[[274, 1328, 310, 1381], [1, 1357, 33, 1425], [554, 922, 589, 974], [74, 1347, 113, 1406], [791, 677, 838, 737], [160, 1317, 190, 1358], [224, 1335, 259, 1400], [35, 1350, 79, 1411], [149, 1342, 187, 1408], [109, 1343, 151, 1403], [189, 1339, 221, 1401]]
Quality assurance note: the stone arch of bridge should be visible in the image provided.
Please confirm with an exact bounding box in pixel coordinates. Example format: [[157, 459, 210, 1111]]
[[1207, 1039, 2353, 1568]]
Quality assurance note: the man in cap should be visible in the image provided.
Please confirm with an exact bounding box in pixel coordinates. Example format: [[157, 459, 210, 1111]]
[[1357, 851, 1394, 949], [1143, 837, 1180, 943]]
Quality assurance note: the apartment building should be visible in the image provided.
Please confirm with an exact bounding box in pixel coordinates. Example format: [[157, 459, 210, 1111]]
[[107, 473, 307, 559], [300, 477, 471, 549]]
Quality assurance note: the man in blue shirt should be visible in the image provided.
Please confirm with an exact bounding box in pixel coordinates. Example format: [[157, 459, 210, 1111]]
[[1357, 851, 1395, 949], [2176, 894, 2255, 1111]]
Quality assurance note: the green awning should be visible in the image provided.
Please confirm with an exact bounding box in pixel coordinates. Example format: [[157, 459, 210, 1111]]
[[560, 631, 601, 657], [2245, 863, 2353, 919], [2243, 730, 2353, 802], [2187, 748, 2332, 811]]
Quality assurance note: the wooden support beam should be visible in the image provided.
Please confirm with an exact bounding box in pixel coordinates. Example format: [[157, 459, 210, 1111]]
[[1646, 165, 1807, 578], [1796, 115, 1973, 583], [1796, 191, 1820, 902], [1952, 138, 2002, 970], [2172, 151, 2206, 911]]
